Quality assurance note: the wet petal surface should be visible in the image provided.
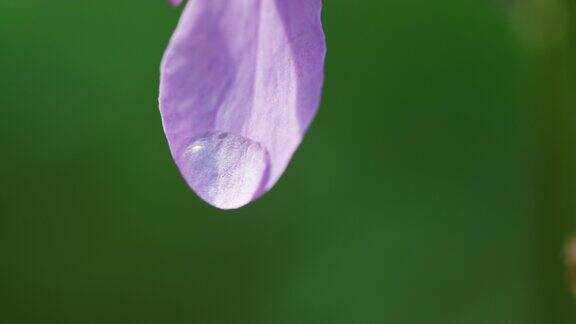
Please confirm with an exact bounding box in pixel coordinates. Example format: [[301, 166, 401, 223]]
[[182, 132, 270, 209]]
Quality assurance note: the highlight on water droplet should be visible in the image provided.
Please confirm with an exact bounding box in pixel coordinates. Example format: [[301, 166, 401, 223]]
[[181, 131, 270, 209]]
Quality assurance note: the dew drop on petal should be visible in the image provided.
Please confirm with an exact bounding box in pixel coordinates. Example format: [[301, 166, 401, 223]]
[[181, 131, 270, 209]]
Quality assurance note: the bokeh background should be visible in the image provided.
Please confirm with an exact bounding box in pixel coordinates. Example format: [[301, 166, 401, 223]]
[[1, 0, 575, 323]]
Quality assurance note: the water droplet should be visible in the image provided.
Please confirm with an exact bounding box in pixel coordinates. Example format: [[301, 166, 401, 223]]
[[182, 131, 269, 209]]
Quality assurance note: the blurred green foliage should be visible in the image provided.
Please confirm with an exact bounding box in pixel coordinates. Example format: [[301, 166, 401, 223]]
[[0, 0, 574, 323]]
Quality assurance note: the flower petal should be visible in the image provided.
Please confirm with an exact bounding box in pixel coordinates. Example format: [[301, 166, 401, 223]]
[[159, 0, 326, 209], [168, 0, 183, 7]]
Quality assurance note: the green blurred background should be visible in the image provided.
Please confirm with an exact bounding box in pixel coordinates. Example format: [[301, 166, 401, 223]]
[[1, 0, 575, 323]]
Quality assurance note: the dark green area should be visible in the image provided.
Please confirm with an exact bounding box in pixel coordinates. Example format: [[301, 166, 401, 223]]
[[0, 0, 573, 323]]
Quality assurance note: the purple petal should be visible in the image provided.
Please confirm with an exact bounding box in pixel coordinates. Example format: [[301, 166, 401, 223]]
[[168, 0, 183, 7], [159, 0, 326, 209]]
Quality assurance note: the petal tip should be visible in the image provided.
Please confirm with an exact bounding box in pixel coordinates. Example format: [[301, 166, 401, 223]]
[[180, 132, 270, 210]]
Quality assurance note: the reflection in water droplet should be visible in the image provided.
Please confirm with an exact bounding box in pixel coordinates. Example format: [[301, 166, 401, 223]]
[[182, 131, 269, 209]]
